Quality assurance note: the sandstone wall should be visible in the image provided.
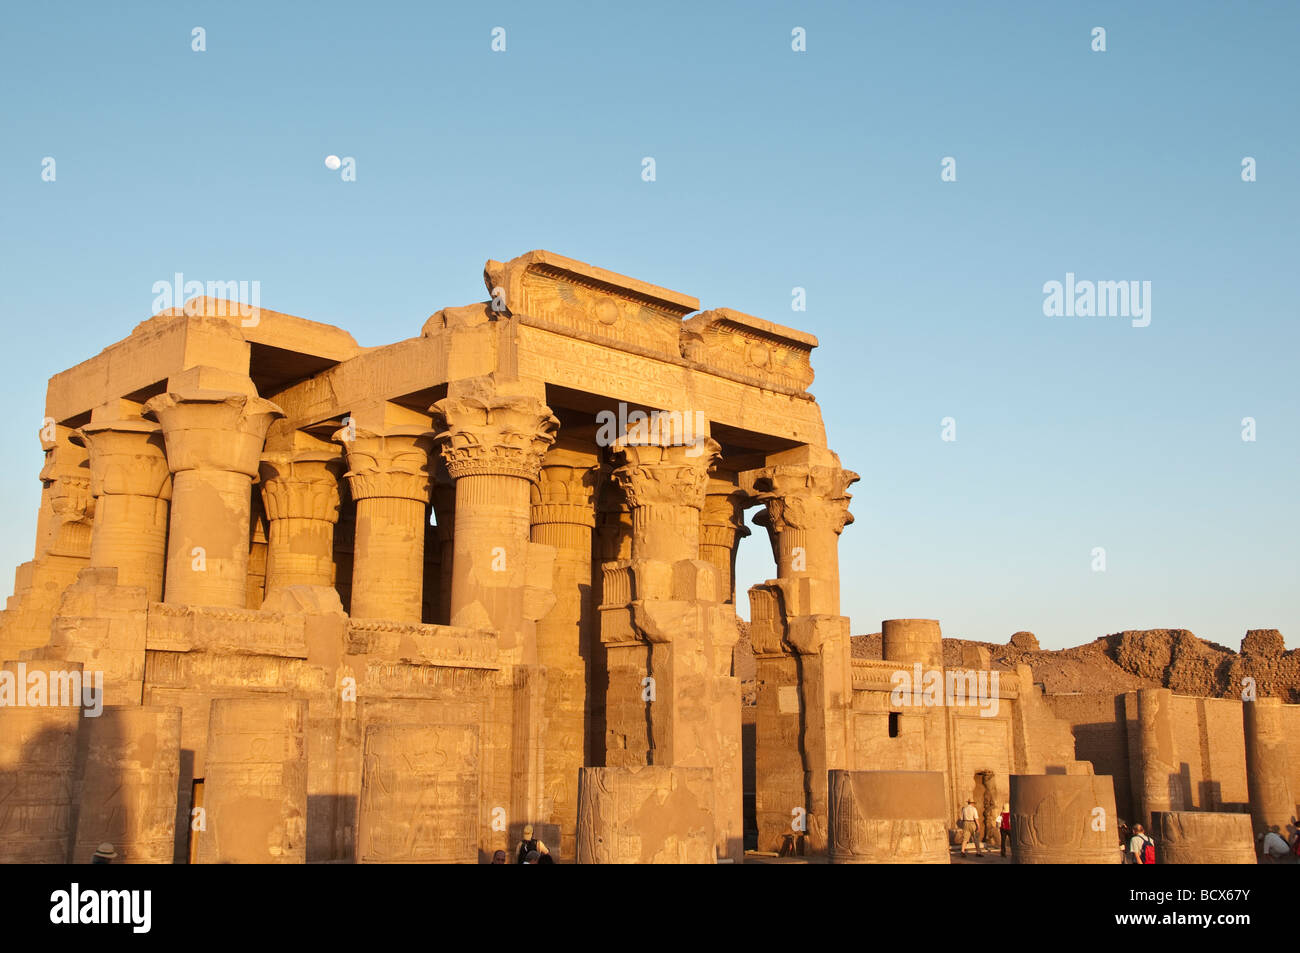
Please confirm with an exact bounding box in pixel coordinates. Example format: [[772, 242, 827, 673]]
[[1042, 689, 1294, 824]]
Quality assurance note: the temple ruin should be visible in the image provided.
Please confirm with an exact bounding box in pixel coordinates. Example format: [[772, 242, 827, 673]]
[[1, 249, 1295, 863]]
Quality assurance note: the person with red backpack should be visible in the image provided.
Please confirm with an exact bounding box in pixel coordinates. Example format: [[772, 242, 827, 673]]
[[1129, 823, 1156, 865]]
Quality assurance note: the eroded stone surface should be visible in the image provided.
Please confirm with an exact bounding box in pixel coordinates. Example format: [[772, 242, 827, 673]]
[[828, 770, 950, 864], [1153, 811, 1256, 865], [576, 766, 715, 864]]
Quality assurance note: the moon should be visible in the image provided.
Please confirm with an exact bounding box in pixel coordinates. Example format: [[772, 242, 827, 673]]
[[324, 155, 341, 171]]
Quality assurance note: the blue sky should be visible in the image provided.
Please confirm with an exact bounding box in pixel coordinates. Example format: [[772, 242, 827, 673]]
[[1, 1, 1296, 649]]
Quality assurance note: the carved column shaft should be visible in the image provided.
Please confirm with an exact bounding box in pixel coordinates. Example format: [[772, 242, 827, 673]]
[[169, 469, 257, 606], [700, 481, 750, 605], [449, 474, 533, 631], [260, 454, 342, 592], [755, 464, 857, 618], [608, 436, 719, 766], [748, 456, 859, 855], [1243, 697, 1295, 840], [1136, 688, 1184, 829], [432, 485, 455, 626], [335, 427, 433, 623], [612, 440, 717, 588], [432, 389, 558, 858], [530, 455, 599, 862], [146, 388, 283, 608], [90, 495, 169, 596], [74, 419, 172, 601]]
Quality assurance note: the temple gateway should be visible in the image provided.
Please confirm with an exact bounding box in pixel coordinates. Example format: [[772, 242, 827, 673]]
[[1, 250, 1293, 864]]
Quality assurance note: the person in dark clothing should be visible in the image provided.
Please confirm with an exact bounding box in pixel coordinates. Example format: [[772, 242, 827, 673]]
[[516, 824, 550, 864]]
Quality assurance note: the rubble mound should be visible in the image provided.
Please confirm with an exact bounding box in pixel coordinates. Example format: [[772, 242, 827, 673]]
[[1242, 628, 1285, 658], [1009, 631, 1039, 651]]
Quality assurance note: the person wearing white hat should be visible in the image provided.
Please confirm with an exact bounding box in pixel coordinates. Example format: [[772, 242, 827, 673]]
[[959, 800, 982, 855], [515, 824, 549, 864], [91, 843, 117, 864]]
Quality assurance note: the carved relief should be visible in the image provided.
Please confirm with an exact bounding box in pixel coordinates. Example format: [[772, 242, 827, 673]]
[[485, 250, 696, 362], [1008, 775, 1121, 864], [827, 770, 951, 864], [357, 723, 479, 863], [681, 308, 817, 396]]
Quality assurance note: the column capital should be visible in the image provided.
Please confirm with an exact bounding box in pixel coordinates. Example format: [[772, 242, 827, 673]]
[[752, 463, 859, 535], [39, 439, 93, 525], [701, 478, 753, 538], [531, 451, 602, 527], [143, 389, 285, 477], [333, 426, 434, 503], [259, 451, 343, 522], [431, 394, 558, 483], [611, 438, 720, 510], [72, 419, 172, 500]]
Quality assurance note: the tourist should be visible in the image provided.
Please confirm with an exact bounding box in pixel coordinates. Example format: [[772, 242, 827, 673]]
[[999, 803, 1011, 857], [516, 824, 550, 864], [1117, 820, 1132, 862], [522, 850, 540, 865], [491, 849, 508, 864], [91, 842, 116, 864], [959, 799, 982, 855], [1260, 826, 1291, 863], [1129, 823, 1155, 864]]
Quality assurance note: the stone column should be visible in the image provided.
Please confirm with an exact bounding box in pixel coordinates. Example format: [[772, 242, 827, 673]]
[[828, 770, 951, 864], [246, 495, 269, 608], [431, 386, 558, 856], [1008, 774, 1121, 864], [432, 391, 558, 649], [530, 448, 600, 860], [882, 618, 944, 668], [259, 450, 343, 592], [333, 427, 434, 623], [748, 451, 858, 854], [1243, 697, 1295, 841], [610, 429, 743, 862], [145, 386, 284, 607], [752, 457, 858, 618], [73, 420, 171, 601], [1153, 811, 1256, 864], [1136, 687, 1185, 829], [592, 483, 632, 766], [699, 476, 751, 604], [611, 436, 719, 762], [432, 483, 456, 625]]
